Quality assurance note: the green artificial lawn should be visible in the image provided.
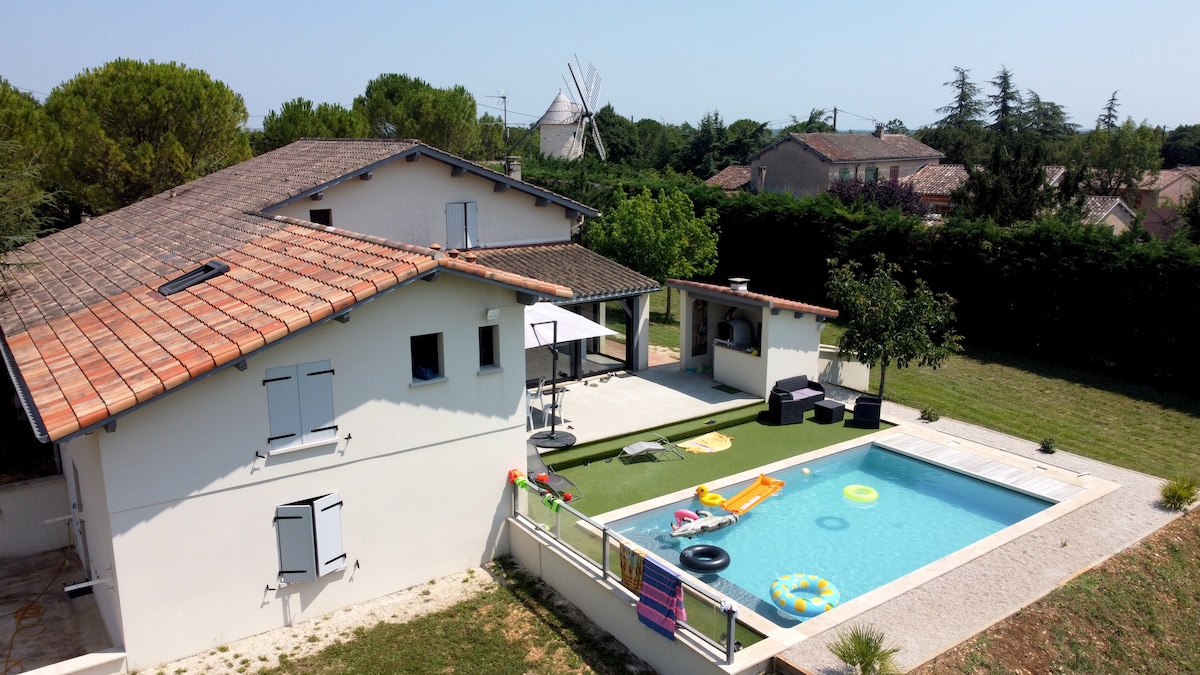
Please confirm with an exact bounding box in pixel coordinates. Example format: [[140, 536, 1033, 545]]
[[549, 407, 882, 517]]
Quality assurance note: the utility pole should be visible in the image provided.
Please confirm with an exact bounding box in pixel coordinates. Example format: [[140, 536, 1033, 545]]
[[487, 91, 509, 150], [832, 107, 838, 132]]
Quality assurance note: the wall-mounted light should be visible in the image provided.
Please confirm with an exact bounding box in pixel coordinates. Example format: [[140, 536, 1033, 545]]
[[485, 308, 500, 321]]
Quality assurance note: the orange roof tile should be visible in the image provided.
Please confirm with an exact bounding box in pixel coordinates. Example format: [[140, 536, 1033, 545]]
[[665, 279, 838, 318], [0, 141, 581, 442]]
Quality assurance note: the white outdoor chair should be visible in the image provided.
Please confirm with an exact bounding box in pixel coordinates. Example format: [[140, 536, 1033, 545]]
[[526, 378, 545, 430], [544, 386, 566, 427]]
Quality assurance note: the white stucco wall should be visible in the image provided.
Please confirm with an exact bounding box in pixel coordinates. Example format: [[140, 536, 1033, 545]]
[[269, 156, 575, 249], [77, 274, 531, 668], [539, 123, 584, 161], [60, 431, 124, 650], [0, 476, 68, 557], [761, 312, 823, 389]]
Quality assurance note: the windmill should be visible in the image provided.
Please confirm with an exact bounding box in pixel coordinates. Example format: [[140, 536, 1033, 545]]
[[564, 58, 607, 161]]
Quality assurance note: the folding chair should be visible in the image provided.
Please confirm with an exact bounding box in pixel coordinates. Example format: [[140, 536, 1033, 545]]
[[527, 442, 581, 501], [526, 378, 545, 430], [611, 433, 686, 464]]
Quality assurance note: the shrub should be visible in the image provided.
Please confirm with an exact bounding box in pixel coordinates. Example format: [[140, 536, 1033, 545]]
[[1039, 438, 1056, 453], [1161, 476, 1199, 511], [919, 407, 940, 422], [828, 623, 901, 675]]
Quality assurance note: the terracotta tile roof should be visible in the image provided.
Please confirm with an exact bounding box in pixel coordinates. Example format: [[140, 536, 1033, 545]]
[[906, 164, 968, 196], [665, 279, 838, 318], [0, 141, 577, 443], [906, 164, 1068, 196], [705, 165, 751, 191], [756, 133, 943, 164], [470, 243, 659, 303]]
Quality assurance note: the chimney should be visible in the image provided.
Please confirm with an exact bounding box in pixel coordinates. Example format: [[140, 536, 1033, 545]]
[[504, 156, 521, 181], [728, 277, 749, 292], [873, 123, 885, 138]]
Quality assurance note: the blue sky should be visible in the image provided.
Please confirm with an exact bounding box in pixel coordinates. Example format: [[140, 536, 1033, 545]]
[[3, 0, 1197, 132]]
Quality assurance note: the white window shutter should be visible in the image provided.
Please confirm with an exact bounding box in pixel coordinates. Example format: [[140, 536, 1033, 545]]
[[275, 503, 316, 583], [265, 365, 301, 451], [464, 201, 478, 248], [312, 492, 346, 577], [445, 203, 466, 249], [298, 361, 336, 444]]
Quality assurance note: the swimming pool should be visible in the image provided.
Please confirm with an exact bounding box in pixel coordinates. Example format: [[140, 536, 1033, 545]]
[[608, 442, 1052, 626]]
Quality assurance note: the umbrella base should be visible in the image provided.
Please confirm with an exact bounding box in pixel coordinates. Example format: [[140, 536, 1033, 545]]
[[530, 430, 577, 448]]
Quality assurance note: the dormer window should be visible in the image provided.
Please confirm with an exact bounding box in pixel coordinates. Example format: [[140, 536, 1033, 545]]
[[158, 260, 230, 296]]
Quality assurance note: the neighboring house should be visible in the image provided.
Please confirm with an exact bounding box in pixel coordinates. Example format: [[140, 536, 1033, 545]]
[[1135, 166, 1200, 208], [748, 125, 943, 197], [1082, 195, 1138, 234], [704, 165, 751, 194], [0, 139, 651, 670], [906, 164, 1067, 215]]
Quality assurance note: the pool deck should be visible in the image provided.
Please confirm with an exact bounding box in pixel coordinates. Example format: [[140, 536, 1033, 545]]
[[771, 389, 1180, 674]]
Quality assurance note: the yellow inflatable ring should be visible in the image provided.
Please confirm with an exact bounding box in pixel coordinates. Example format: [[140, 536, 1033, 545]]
[[843, 484, 878, 503], [770, 574, 841, 618], [695, 484, 726, 507]]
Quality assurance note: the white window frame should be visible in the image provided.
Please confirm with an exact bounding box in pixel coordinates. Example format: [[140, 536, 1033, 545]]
[[410, 332, 445, 385], [264, 360, 337, 454]]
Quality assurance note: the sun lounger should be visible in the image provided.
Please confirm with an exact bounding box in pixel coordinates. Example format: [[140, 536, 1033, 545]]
[[613, 434, 685, 463]]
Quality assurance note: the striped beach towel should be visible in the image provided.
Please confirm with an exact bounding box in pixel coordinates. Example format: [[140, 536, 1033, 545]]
[[620, 542, 645, 594], [637, 556, 687, 640]]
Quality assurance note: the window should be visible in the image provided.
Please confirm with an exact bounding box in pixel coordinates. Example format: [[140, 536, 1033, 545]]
[[275, 493, 345, 583], [889, 166, 900, 181], [264, 361, 337, 452], [445, 202, 478, 249], [309, 209, 332, 226], [479, 325, 498, 369], [411, 333, 443, 381], [865, 166, 879, 181], [838, 168, 851, 180]]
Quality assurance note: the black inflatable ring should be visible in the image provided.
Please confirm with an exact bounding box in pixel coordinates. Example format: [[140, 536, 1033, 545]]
[[679, 544, 731, 573]]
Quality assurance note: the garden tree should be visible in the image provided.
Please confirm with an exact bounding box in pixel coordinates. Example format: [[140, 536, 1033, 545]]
[[0, 139, 55, 274], [592, 104, 639, 164], [779, 108, 836, 135], [1180, 184, 1200, 244], [582, 187, 718, 321], [935, 67, 986, 130], [1097, 91, 1121, 130], [726, 118, 772, 162], [0, 78, 60, 161], [43, 59, 251, 217], [987, 66, 1023, 136], [954, 136, 1052, 226], [883, 119, 909, 135], [252, 98, 369, 155], [918, 67, 989, 165], [635, 117, 685, 170], [826, 254, 961, 400], [1021, 90, 1077, 163], [679, 111, 730, 177], [353, 73, 480, 158], [1067, 119, 1162, 201], [1162, 124, 1200, 168]]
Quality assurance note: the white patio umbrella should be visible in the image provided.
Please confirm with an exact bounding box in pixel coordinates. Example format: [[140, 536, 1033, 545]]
[[524, 302, 616, 348], [525, 303, 615, 449]]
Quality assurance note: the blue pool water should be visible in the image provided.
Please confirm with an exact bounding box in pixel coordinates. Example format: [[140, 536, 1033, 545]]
[[609, 443, 1051, 626]]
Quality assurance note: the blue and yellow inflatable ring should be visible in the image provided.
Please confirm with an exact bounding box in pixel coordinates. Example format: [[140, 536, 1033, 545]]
[[769, 573, 841, 618]]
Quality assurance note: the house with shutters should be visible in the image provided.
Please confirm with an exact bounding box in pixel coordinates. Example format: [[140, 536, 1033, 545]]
[[0, 139, 654, 671], [748, 125, 944, 198]]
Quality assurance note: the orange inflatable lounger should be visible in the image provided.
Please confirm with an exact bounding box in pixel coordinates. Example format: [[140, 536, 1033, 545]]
[[721, 474, 785, 515]]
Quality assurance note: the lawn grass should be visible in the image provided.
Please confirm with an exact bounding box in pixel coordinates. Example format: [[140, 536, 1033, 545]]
[[821, 321, 1200, 480]]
